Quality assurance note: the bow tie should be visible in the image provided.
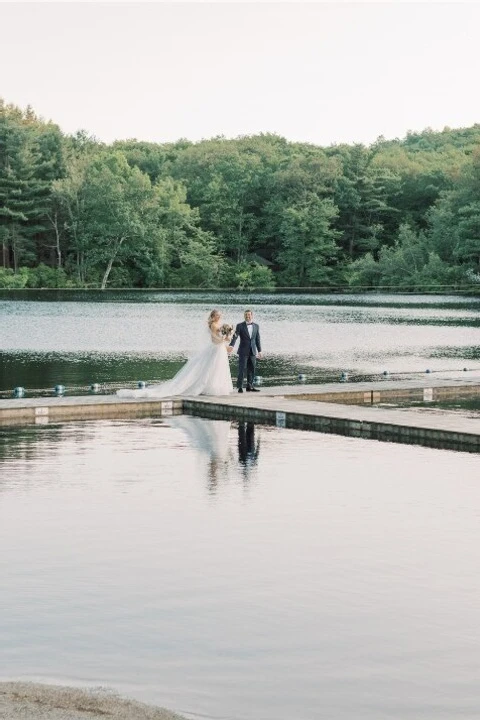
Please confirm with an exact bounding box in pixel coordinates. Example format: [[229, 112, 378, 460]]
[[246, 323, 252, 326]]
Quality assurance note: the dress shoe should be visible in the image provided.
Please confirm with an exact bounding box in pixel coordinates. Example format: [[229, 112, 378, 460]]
[[246, 386, 260, 392], [238, 388, 243, 393]]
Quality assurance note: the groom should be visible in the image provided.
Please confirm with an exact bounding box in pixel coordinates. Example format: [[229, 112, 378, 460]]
[[228, 309, 263, 393]]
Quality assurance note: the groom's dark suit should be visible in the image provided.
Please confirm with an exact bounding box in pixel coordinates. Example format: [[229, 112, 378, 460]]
[[229, 321, 262, 390]]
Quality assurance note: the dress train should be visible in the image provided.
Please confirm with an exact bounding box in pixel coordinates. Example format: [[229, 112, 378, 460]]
[[117, 331, 233, 399]]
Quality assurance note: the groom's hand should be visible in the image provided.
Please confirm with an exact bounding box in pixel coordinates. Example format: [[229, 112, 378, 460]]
[[257, 352, 263, 359]]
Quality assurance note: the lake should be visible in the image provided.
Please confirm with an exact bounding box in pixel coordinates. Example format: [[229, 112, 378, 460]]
[[1, 415, 479, 720], [1, 290, 480, 395]]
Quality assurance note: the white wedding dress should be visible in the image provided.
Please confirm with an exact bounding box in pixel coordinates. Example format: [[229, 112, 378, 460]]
[[117, 326, 233, 398]]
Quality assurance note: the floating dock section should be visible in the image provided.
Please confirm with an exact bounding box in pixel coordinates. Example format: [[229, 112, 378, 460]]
[[1, 378, 480, 453]]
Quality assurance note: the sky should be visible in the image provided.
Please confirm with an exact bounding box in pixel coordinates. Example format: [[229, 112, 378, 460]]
[[1, 1, 479, 147]]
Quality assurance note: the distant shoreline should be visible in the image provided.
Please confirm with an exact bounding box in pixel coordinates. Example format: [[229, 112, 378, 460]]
[[0, 682, 186, 720], [1, 287, 479, 298]]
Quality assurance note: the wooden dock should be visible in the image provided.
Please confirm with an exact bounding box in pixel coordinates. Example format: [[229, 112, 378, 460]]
[[1, 377, 480, 453]]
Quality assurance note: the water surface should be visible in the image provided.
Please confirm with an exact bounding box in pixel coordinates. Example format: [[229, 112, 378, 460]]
[[2, 292, 480, 394], [1, 416, 479, 720]]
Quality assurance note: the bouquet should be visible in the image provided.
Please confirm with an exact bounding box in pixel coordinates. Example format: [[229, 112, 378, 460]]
[[220, 323, 233, 340]]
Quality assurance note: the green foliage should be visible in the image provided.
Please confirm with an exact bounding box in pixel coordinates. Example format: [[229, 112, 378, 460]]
[[348, 223, 462, 289], [276, 195, 340, 286], [25, 263, 74, 288], [3, 97, 480, 291], [53, 150, 154, 287], [103, 265, 136, 288], [416, 252, 464, 289], [347, 252, 383, 288], [0, 100, 64, 272], [328, 144, 401, 258], [426, 202, 458, 262], [0, 266, 28, 288], [169, 138, 264, 263], [143, 177, 227, 288], [227, 261, 276, 291]]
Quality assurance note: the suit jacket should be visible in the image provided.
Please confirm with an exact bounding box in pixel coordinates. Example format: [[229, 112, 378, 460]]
[[230, 321, 261, 357]]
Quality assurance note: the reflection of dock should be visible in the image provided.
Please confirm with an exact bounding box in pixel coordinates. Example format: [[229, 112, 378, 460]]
[[2, 378, 480, 452]]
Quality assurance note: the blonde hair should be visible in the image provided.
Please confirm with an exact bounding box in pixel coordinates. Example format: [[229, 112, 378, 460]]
[[207, 309, 221, 329]]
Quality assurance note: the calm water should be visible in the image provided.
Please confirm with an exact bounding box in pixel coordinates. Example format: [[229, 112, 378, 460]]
[[1, 416, 479, 720], [1, 291, 480, 394]]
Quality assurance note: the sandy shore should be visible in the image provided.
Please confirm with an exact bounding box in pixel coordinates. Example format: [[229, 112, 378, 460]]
[[0, 682, 187, 720]]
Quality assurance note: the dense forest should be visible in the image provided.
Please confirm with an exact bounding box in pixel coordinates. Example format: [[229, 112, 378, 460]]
[[1, 97, 480, 290]]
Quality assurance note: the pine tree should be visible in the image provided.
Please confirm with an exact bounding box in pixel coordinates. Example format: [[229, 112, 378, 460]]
[[0, 103, 52, 270]]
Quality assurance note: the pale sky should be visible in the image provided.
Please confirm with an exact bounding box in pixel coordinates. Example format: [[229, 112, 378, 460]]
[[1, 1, 479, 147]]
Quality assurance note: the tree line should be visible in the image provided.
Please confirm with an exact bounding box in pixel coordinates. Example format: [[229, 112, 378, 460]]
[[1, 97, 480, 291]]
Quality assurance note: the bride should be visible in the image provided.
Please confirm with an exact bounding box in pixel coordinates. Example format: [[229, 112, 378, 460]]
[[117, 309, 234, 398]]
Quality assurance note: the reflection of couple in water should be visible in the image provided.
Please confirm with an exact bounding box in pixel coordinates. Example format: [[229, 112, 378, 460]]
[[238, 421, 260, 467], [209, 420, 260, 491], [168, 416, 259, 490]]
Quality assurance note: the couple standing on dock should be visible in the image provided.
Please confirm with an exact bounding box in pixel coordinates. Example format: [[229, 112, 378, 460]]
[[117, 309, 262, 399]]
